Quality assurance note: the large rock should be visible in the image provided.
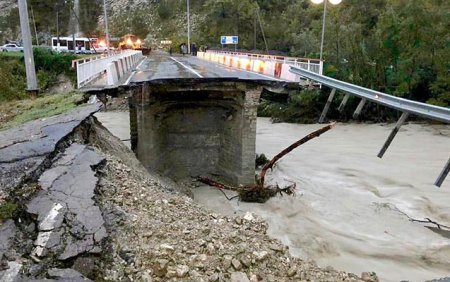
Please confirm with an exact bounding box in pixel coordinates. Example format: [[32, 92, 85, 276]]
[[48, 268, 92, 281], [230, 272, 250, 282], [0, 220, 16, 261]]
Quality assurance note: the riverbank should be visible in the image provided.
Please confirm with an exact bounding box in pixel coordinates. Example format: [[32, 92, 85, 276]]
[[95, 109, 450, 282]]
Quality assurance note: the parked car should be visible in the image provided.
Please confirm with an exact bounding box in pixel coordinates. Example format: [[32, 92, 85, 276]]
[[0, 43, 24, 52]]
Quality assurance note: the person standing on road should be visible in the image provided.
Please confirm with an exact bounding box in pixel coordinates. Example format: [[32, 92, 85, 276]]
[[191, 43, 197, 56], [181, 44, 187, 56]]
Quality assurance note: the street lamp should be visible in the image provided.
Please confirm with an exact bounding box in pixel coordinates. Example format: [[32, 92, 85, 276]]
[[311, 0, 342, 63]]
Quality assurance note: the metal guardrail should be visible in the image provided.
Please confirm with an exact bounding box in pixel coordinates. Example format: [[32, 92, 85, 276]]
[[198, 51, 322, 81], [76, 50, 143, 88], [290, 67, 450, 123], [208, 50, 321, 64], [290, 66, 450, 187]]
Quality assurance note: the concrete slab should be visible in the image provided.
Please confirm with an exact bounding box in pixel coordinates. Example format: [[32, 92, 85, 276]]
[[131, 51, 280, 83]]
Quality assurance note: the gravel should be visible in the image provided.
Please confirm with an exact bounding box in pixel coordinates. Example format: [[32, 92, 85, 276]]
[[96, 153, 377, 282]]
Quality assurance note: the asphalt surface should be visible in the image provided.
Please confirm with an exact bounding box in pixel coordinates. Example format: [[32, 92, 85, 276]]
[[130, 51, 280, 83], [0, 104, 101, 192]]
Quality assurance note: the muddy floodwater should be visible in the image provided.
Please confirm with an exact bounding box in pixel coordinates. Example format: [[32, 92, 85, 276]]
[[96, 112, 450, 282]]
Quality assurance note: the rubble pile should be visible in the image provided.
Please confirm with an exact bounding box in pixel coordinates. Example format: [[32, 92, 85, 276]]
[[98, 155, 375, 282]]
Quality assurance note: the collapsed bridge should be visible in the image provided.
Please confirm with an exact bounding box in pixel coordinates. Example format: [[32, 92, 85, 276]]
[[85, 51, 450, 187]]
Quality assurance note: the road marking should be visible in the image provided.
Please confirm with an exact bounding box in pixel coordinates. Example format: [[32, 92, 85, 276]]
[[39, 203, 64, 231], [214, 62, 283, 81], [136, 58, 146, 70], [124, 71, 136, 85], [170, 56, 204, 78], [123, 58, 146, 85]]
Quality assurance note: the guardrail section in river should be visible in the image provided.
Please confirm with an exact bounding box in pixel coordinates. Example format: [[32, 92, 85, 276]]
[[290, 66, 450, 187]]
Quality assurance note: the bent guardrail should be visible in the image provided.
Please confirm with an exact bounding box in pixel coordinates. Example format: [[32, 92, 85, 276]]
[[290, 67, 450, 123], [290, 66, 450, 187]]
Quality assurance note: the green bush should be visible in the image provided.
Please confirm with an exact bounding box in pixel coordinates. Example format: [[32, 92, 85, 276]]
[[258, 89, 325, 123], [0, 49, 77, 101], [33, 48, 77, 87], [0, 56, 27, 101], [0, 201, 19, 222]]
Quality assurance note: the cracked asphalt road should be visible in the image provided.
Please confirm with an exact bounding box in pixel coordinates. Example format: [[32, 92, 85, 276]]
[[0, 104, 100, 191]]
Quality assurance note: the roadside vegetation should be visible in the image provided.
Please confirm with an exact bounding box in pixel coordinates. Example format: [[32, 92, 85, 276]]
[[0, 48, 85, 129], [258, 89, 403, 123], [0, 48, 77, 101], [0, 92, 83, 130]]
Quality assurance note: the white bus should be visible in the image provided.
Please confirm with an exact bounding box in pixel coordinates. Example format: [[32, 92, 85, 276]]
[[51, 36, 103, 53]]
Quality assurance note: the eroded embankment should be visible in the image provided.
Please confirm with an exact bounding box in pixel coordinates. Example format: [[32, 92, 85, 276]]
[[0, 103, 375, 281]]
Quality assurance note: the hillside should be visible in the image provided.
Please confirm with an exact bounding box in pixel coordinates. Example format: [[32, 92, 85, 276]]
[[0, 0, 448, 108]]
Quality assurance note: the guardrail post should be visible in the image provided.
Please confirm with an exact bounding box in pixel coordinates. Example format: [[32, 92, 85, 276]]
[[319, 88, 336, 123], [353, 98, 367, 119], [106, 62, 119, 86], [377, 112, 409, 158], [113, 60, 121, 80], [77, 62, 81, 88], [435, 157, 450, 187], [338, 93, 350, 112]]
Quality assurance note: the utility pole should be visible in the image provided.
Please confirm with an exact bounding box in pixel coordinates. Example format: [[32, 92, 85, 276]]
[[103, 0, 110, 55], [18, 0, 38, 97], [187, 0, 191, 54]]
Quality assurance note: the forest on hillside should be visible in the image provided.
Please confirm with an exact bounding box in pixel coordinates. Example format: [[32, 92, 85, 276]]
[[0, 0, 448, 108]]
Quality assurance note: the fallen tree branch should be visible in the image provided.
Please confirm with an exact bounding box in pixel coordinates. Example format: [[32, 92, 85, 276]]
[[196, 176, 241, 192], [410, 218, 450, 230], [196, 123, 336, 203], [383, 203, 450, 230], [259, 122, 336, 186]]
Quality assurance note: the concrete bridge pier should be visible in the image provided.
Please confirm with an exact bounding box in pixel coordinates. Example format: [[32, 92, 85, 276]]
[[129, 79, 262, 186]]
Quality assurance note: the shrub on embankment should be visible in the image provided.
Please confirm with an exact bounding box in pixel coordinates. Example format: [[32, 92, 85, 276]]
[[0, 48, 77, 101]]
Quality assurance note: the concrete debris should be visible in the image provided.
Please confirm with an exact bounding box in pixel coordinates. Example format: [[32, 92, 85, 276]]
[[231, 272, 250, 282], [88, 95, 99, 104], [0, 220, 16, 262], [0, 261, 22, 282], [243, 212, 255, 221], [48, 268, 92, 281]]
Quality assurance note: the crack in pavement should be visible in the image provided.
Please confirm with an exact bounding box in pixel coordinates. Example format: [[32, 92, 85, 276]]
[[27, 144, 106, 261]]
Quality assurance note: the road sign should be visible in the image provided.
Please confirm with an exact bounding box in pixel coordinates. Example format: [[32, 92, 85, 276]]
[[221, 36, 238, 45]]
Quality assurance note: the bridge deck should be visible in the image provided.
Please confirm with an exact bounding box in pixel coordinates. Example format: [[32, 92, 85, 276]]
[[131, 51, 280, 83]]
